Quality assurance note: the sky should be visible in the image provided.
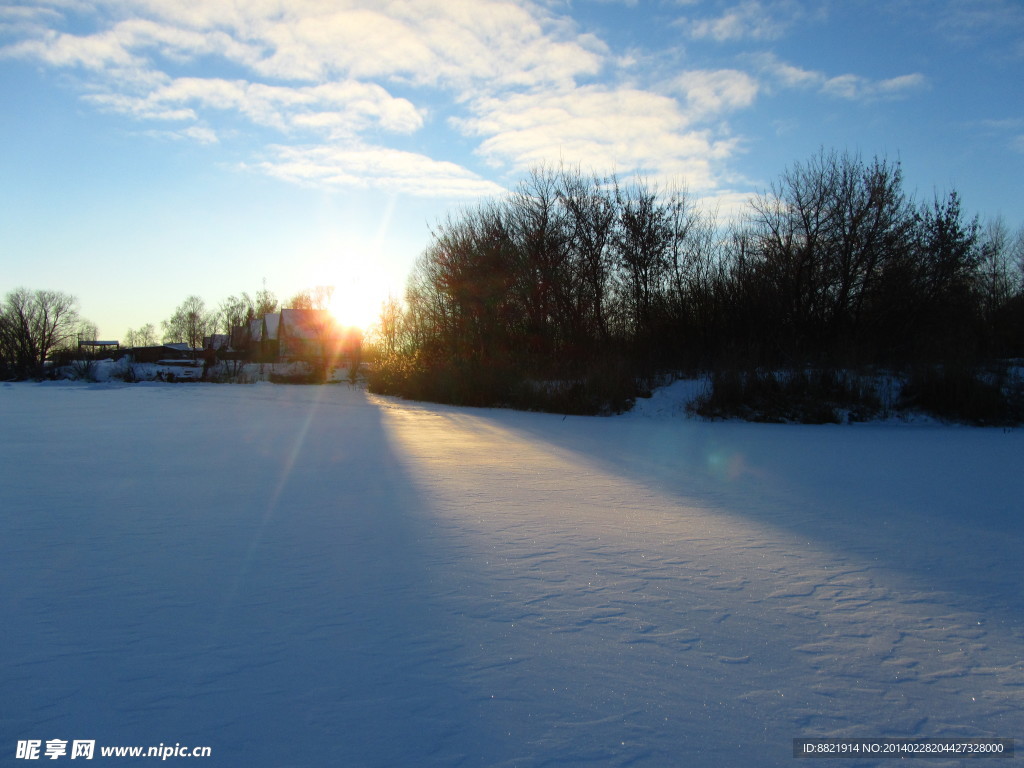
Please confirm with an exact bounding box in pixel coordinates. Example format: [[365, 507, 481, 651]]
[[1, 0, 1022, 338]]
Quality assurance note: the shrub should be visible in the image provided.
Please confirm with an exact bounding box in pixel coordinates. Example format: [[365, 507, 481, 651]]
[[369, 348, 646, 415], [690, 367, 881, 423], [67, 358, 98, 382], [900, 362, 1022, 425], [212, 358, 252, 383], [509, 356, 646, 415]]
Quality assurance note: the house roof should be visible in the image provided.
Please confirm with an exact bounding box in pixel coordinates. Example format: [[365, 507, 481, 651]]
[[280, 308, 336, 340], [263, 313, 281, 340], [203, 334, 230, 348], [249, 313, 281, 341]]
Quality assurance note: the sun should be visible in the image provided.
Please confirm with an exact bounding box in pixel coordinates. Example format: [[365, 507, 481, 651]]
[[324, 279, 387, 332]]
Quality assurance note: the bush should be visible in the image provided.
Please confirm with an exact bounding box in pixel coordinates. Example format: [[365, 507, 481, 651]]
[[368, 347, 647, 415], [900, 362, 1022, 425], [211, 358, 253, 384], [690, 367, 882, 423], [67, 358, 98, 382], [119, 361, 139, 383], [509, 356, 646, 415]]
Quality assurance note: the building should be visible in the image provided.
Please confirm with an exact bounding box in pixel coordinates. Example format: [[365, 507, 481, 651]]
[[278, 309, 336, 361], [230, 308, 361, 364], [126, 343, 194, 364], [235, 313, 280, 361], [201, 334, 231, 352]]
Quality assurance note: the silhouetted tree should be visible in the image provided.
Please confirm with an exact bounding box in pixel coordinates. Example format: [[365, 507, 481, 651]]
[[0, 287, 80, 376], [558, 168, 616, 348], [162, 295, 215, 350], [369, 154, 1019, 418]]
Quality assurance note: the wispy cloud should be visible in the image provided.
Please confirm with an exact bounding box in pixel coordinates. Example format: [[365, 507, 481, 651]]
[[3, 27, 140, 70], [928, 0, 1024, 48], [142, 125, 219, 145], [680, 0, 804, 42], [1, 0, 610, 197], [976, 118, 1024, 154], [821, 72, 927, 101], [0, 0, 930, 200], [453, 83, 743, 190], [751, 53, 927, 102], [86, 77, 424, 137], [249, 143, 506, 199]]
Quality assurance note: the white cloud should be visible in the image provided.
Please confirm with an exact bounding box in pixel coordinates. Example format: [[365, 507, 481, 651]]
[[49, 0, 605, 92], [751, 53, 927, 102], [251, 143, 506, 198], [0, 5, 64, 31], [142, 125, 219, 144], [0, 0, 611, 196], [2, 28, 140, 70], [697, 189, 756, 222], [874, 73, 928, 97], [822, 72, 927, 101], [927, 0, 1024, 47], [454, 85, 743, 190], [671, 69, 759, 117], [683, 1, 798, 42], [111, 18, 265, 68], [132, 77, 424, 135], [85, 91, 196, 121], [749, 53, 820, 89]]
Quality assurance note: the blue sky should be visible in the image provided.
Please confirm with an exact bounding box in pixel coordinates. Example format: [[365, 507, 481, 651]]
[[1, 0, 1022, 337]]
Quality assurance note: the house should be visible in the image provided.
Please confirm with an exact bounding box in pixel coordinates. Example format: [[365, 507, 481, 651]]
[[202, 334, 231, 352], [278, 309, 338, 362], [229, 308, 361, 364], [239, 313, 280, 361]]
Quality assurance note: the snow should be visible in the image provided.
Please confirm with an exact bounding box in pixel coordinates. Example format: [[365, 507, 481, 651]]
[[2, 380, 1022, 766]]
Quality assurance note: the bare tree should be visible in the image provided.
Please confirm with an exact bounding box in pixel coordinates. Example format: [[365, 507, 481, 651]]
[[744, 150, 914, 362], [612, 177, 673, 349], [287, 285, 334, 311], [162, 295, 215, 350], [254, 285, 279, 317], [509, 166, 572, 363], [1014, 224, 1024, 291], [138, 323, 158, 346], [373, 295, 404, 357], [219, 293, 256, 335], [287, 290, 313, 310], [76, 320, 99, 344], [558, 168, 616, 345], [125, 323, 159, 348], [0, 288, 80, 375], [977, 218, 1015, 316]]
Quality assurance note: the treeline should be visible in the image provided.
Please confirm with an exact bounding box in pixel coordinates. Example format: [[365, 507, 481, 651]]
[[369, 151, 1024, 421], [1, 281, 341, 380], [130, 285, 330, 350]]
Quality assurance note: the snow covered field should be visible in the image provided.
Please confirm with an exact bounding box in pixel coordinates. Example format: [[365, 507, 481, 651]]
[[2, 381, 1022, 766]]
